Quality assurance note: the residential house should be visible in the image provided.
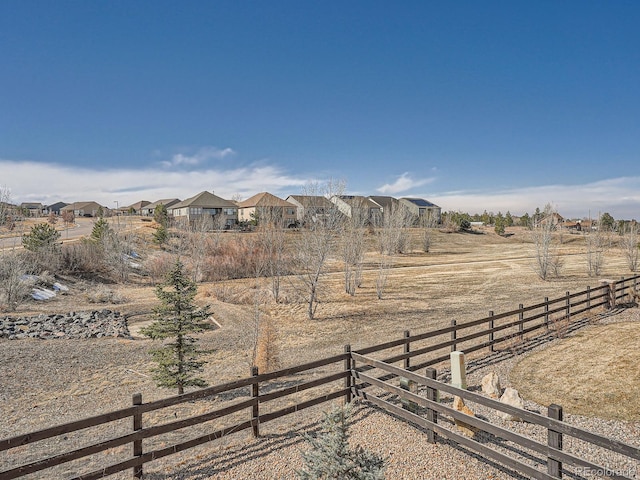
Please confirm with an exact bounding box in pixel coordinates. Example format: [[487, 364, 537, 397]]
[[141, 199, 181, 217], [238, 192, 297, 227], [330, 195, 382, 224], [46, 202, 69, 215], [169, 191, 237, 228], [368, 196, 401, 214], [399, 198, 442, 224], [61, 201, 104, 217], [19, 202, 45, 217], [537, 212, 564, 229], [285, 195, 336, 224], [123, 201, 150, 215]]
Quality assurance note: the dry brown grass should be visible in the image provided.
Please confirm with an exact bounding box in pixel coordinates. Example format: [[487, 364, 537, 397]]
[[1, 226, 637, 435], [509, 320, 640, 421]]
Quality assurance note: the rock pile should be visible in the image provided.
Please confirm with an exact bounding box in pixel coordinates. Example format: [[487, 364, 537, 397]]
[[0, 310, 132, 340]]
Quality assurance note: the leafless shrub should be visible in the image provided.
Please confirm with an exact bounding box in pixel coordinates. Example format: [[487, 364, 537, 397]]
[[85, 284, 127, 304], [531, 220, 554, 280], [208, 282, 248, 304], [0, 252, 32, 312], [59, 241, 106, 276], [143, 251, 176, 284], [420, 212, 438, 253]]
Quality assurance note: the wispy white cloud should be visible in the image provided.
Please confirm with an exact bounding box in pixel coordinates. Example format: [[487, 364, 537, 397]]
[[377, 172, 435, 194], [427, 177, 640, 220], [0, 159, 307, 207], [160, 147, 236, 168]]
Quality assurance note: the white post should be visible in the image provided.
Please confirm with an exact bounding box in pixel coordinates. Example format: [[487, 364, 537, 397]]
[[450, 351, 467, 390]]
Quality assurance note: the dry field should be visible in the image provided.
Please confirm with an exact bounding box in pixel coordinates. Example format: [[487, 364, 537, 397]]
[[1, 225, 639, 477]]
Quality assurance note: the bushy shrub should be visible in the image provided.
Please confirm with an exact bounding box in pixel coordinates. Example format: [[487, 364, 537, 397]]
[[85, 284, 126, 304]]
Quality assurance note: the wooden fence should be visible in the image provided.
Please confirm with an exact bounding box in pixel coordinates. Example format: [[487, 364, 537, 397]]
[[350, 353, 640, 480], [1, 274, 638, 479]]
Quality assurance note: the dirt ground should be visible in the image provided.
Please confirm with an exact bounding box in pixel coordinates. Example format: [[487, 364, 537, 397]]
[[1, 226, 638, 434]]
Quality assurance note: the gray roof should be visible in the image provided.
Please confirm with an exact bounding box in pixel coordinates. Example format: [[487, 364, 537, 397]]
[[401, 198, 439, 208], [172, 191, 236, 209]]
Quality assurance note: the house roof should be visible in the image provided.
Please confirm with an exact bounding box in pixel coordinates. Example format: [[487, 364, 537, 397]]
[[61, 201, 103, 211], [126, 201, 151, 211], [401, 198, 440, 208], [47, 202, 69, 210], [238, 192, 294, 208], [338, 195, 381, 209], [286, 195, 333, 208], [144, 198, 181, 209], [171, 191, 236, 209], [368, 196, 398, 210], [20, 202, 44, 209]]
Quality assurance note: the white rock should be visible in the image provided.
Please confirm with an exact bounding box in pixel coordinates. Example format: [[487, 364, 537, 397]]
[[481, 372, 501, 398], [498, 387, 525, 421]]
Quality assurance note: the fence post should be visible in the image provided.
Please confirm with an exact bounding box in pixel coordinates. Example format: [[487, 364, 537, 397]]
[[251, 366, 260, 438], [344, 345, 353, 404], [488, 311, 494, 352], [586, 286, 591, 309], [620, 276, 626, 303], [518, 304, 524, 342], [547, 404, 563, 478], [404, 330, 411, 370], [425, 367, 438, 444], [451, 319, 457, 352], [544, 298, 549, 330], [132, 393, 143, 479]]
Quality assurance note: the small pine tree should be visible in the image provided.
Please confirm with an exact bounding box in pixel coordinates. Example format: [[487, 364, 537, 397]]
[[154, 203, 169, 227], [22, 223, 61, 252], [153, 224, 169, 246], [141, 259, 213, 394], [91, 218, 112, 243], [297, 404, 386, 480]]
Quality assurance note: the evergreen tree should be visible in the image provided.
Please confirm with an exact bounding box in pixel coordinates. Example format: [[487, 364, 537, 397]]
[[22, 223, 61, 252], [297, 404, 386, 480], [505, 211, 514, 227], [154, 203, 169, 227], [153, 224, 169, 246], [520, 212, 531, 228], [91, 218, 112, 243], [141, 259, 213, 394]]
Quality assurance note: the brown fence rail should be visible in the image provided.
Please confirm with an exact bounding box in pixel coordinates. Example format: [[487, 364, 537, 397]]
[[350, 351, 640, 480], [1, 274, 638, 479]]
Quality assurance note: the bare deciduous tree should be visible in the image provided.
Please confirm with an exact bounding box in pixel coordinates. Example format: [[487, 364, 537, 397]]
[[420, 211, 438, 253], [375, 255, 392, 300], [531, 213, 555, 280], [295, 180, 345, 319], [377, 203, 415, 255], [0, 185, 11, 229], [585, 217, 609, 277], [342, 199, 366, 296], [621, 223, 639, 272]]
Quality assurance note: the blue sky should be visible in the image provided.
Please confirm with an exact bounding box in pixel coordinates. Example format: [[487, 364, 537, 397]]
[[1, 1, 639, 219]]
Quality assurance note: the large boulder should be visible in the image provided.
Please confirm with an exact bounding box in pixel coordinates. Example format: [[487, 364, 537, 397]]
[[481, 372, 502, 398], [452, 396, 478, 437], [498, 387, 525, 421]]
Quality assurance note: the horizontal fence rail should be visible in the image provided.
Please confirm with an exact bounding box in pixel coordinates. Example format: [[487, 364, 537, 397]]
[[1, 274, 638, 479], [350, 351, 640, 480]]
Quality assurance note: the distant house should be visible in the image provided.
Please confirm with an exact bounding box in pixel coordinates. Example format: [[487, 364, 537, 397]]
[[123, 201, 150, 215], [330, 195, 382, 224], [537, 212, 564, 229], [19, 202, 45, 217], [46, 202, 69, 215], [169, 191, 237, 228], [61, 201, 104, 218], [285, 195, 336, 224], [238, 192, 297, 227], [399, 198, 441, 224], [141, 199, 181, 217], [368, 196, 401, 214]]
